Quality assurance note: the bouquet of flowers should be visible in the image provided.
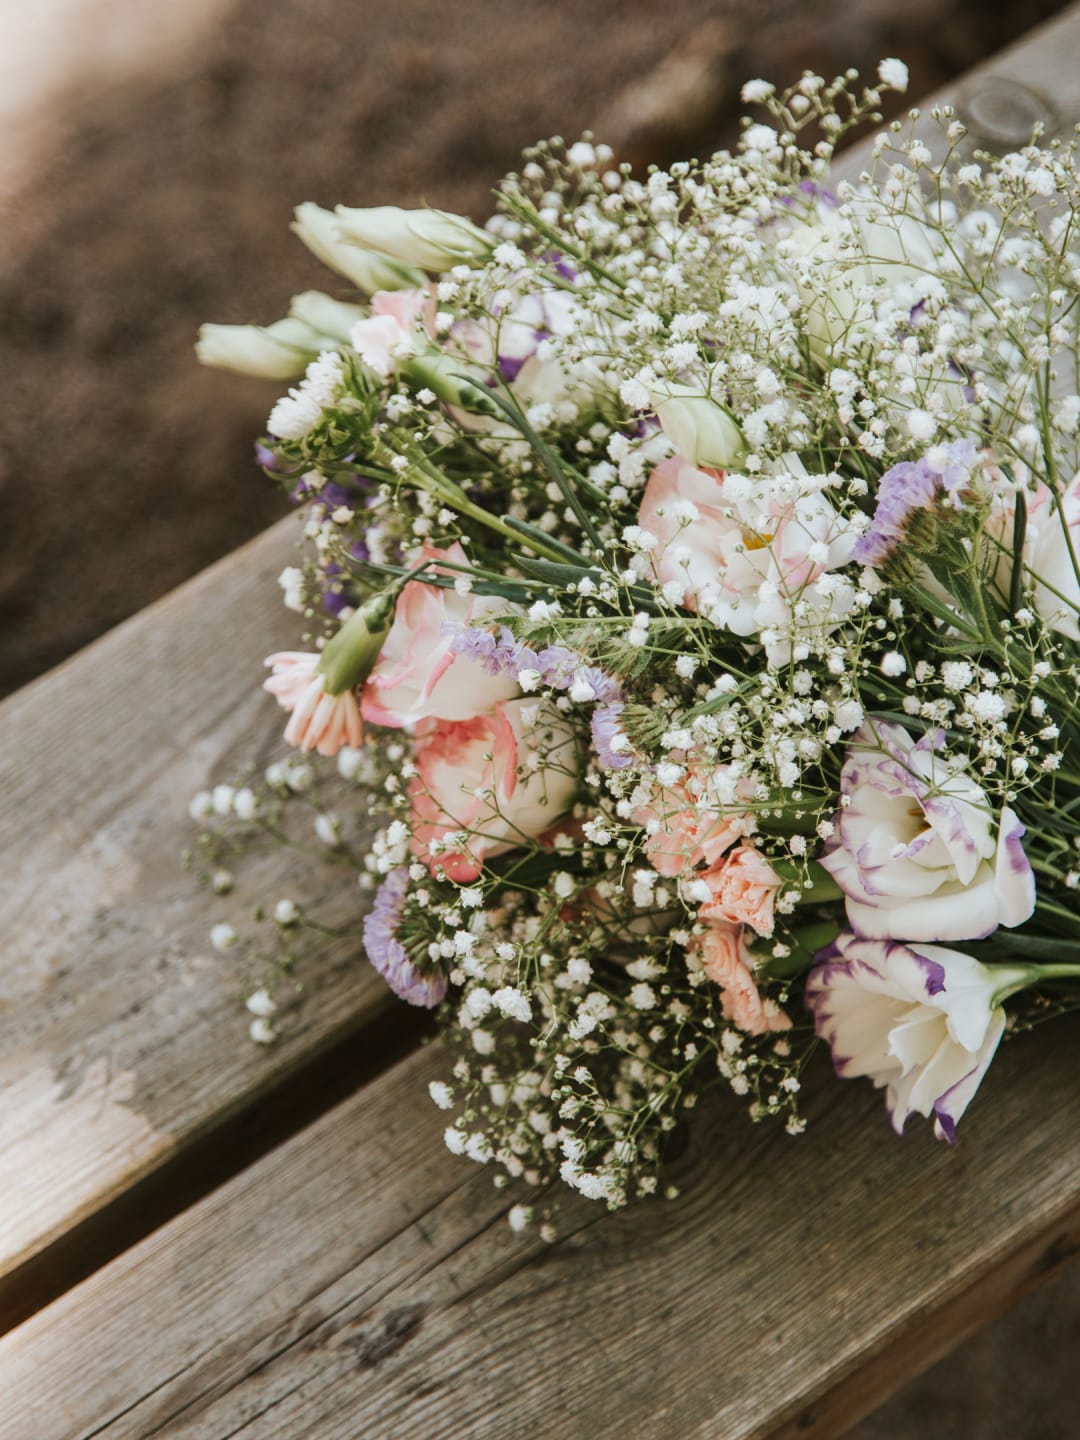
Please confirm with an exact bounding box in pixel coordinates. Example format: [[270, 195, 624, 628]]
[[192, 59, 1080, 1221]]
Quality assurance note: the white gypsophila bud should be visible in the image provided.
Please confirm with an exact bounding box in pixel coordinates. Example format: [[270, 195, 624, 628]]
[[278, 567, 306, 613], [508, 1203, 533, 1233], [232, 787, 257, 821], [334, 204, 491, 271], [245, 988, 277, 1018], [291, 202, 425, 291], [274, 899, 300, 926], [651, 382, 746, 468], [249, 1017, 276, 1045], [877, 58, 909, 92], [195, 316, 336, 380]]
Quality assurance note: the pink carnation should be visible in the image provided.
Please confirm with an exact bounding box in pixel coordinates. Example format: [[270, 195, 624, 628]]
[[698, 844, 782, 938], [693, 921, 791, 1036], [263, 652, 363, 756]]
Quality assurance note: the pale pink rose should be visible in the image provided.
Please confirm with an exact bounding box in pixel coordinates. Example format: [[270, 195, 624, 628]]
[[408, 698, 580, 882], [698, 844, 782, 938], [633, 771, 754, 878], [637, 455, 855, 661], [263, 652, 363, 756], [349, 288, 436, 377], [693, 920, 791, 1036], [362, 543, 519, 728]]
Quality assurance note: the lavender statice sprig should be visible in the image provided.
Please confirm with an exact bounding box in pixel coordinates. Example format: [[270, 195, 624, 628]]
[[854, 439, 979, 568]]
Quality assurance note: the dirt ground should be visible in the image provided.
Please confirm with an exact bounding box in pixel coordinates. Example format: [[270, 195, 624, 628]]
[[1, 0, 1076, 1432]]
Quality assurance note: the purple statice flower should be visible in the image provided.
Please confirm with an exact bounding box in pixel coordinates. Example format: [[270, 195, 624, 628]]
[[363, 868, 447, 1008], [446, 627, 626, 707], [572, 666, 624, 705], [854, 438, 979, 567], [775, 179, 838, 211], [319, 481, 355, 510], [591, 702, 634, 770], [254, 440, 283, 471], [534, 644, 580, 688], [320, 562, 353, 618], [445, 623, 535, 677]]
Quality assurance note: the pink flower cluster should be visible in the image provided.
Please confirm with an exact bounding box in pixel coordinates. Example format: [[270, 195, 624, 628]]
[[635, 768, 789, 1036], [265, 544, 580, 880]]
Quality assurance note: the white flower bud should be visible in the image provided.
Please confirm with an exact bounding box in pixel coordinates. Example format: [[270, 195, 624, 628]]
[[652, 383, 746, 468], [195, 317, 334, 380], [334, 204, 490, 271], [288, 290, 368, 342], [291, 202, 425, 291]]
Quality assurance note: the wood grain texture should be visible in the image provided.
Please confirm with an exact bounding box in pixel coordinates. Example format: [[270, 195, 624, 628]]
[[1, 1015, 1075, 1440], [3, 3, 1080, 1432], [0, 515, 397, 1293]]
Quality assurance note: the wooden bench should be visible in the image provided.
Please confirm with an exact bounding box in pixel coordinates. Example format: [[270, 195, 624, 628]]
[[2, 10, 1078, 1436]]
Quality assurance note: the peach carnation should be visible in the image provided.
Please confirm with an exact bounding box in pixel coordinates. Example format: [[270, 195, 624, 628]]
[[694, 921, 791, 1036], [362, 542, 519, 728], [699, 844, 782, 938], [634, 769, 757, 879]]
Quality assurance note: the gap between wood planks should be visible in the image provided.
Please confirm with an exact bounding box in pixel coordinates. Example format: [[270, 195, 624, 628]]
[[0, 1007, 434, 1336]]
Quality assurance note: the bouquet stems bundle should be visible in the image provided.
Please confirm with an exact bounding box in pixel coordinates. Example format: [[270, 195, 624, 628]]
[[193, 59, 1079, 1222]]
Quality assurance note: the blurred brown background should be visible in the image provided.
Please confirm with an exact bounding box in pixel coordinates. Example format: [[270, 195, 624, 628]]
[[1, 0, 1076, 1432]]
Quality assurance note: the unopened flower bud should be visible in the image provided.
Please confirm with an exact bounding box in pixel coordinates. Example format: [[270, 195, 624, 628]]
[[334, 204, 490, 271], [195, 317, 335, 380], [288, 290, 367, 342], [292, 202, 425, 291], [652, 383, 746, 469]]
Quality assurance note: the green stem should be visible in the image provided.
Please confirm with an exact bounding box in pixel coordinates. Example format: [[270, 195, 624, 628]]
[[1029, 963, 1080, 984], [994, 960, 1080, 1005]]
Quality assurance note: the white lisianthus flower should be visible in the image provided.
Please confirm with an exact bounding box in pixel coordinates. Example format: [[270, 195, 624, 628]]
[[292, 202, 425, 292], [820, 720, 1036, 940], [984, 472, 1080, 641], [334, 204, 491, 271], [453, 281, 585, 408], [651, 383, 747, 469], [195, 316, 337, 380], [805, 931, 1027, 1140]]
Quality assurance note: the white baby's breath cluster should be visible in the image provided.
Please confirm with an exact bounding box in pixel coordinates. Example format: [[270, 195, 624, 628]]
[[193, 60, 1080, 1224]]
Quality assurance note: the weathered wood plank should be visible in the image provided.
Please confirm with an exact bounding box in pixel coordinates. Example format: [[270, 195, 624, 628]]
[[0, 515, 400, 1309], [2, 0, 1079, 1408], [1, 1015, 1075, 1440]]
